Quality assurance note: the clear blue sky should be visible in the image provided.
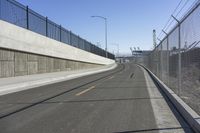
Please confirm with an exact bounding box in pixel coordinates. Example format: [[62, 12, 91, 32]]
[[17, 0, 191, 54]]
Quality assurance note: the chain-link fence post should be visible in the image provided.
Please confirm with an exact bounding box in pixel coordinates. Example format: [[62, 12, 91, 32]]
[[172, 15, 181, 96], [178, 24, 182, 97], [60, 25, 62, 42], [160, 42, 163, 80], [0, 0, 2, 19], [26, 6, 29, 29], [167, 36, 169, 85], [69, 31, 72, 46], [46, 17, 48, 37]]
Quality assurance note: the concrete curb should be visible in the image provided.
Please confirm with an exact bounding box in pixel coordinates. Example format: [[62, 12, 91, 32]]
[[140, 65, 200, 133], [0, 63, 117, 96]]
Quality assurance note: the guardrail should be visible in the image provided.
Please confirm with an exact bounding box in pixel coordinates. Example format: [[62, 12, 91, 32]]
[[0, 0, 115, 60]]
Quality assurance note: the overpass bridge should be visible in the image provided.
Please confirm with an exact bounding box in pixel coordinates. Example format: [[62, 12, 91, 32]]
[[0, 0, 200, 133]]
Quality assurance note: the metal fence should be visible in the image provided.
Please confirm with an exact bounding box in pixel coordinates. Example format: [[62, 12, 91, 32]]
[[0, 0, 115, 60], [142, 1, 200, 115]]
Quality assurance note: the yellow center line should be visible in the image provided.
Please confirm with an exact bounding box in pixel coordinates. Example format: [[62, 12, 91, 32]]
[[75, 75, 115, 96], [75, 86, 95, 96]]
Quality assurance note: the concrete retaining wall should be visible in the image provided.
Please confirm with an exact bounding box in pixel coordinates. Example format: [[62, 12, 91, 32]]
[[0, 48, 101, 78], [0, 20, 115, 78], [0, 20, 114, 65]]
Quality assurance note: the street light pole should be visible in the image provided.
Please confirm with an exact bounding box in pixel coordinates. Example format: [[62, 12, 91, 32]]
[[91, 16, 108, 58], [105, 18, 108, 58]]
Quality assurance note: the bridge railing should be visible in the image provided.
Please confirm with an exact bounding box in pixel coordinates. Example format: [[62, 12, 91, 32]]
[[0, 0, 115, 60], [142, 1, 200, 115]]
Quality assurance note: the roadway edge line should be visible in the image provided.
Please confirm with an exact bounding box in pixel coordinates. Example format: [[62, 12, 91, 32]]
[[138, 64, 200, 133]]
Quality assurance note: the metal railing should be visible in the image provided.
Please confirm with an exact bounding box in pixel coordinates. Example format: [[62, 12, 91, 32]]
[[141, 0, 200, 115], [0, 0, 115, 60]]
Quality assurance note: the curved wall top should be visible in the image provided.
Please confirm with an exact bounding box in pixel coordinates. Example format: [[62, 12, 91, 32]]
[[0, 20, 115, 65]]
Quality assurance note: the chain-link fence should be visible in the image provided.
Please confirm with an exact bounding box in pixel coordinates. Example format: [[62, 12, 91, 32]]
[[0, 0, 115, 60], [142, 1, 200, 115]]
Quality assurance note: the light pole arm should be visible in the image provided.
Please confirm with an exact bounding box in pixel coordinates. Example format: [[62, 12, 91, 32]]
[[91, 16, 106, 20]]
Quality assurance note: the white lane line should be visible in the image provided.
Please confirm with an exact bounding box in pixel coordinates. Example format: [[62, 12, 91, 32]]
[[75, 86, 95, 96]]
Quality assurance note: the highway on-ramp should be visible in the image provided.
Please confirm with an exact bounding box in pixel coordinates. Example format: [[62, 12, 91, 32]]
[[0, 63, 194, 133]]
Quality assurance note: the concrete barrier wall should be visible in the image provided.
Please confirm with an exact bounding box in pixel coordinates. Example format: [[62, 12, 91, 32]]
[[0, 48, 102, 78], [0, 20, 115, 78], [0, 20, 114, 65]]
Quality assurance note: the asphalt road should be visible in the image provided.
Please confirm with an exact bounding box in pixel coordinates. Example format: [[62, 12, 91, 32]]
[[0, 63, 194, 133]]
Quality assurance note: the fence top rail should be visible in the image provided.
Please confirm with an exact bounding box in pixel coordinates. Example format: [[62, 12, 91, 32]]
[[28, 8, 46, 20], [47, 19, 61, 28], [61, 27, 70, 33], [7, 0, 26, 9]]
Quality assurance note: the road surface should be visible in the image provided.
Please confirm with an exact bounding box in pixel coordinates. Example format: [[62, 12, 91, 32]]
[[0, 63, 193, 133]]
